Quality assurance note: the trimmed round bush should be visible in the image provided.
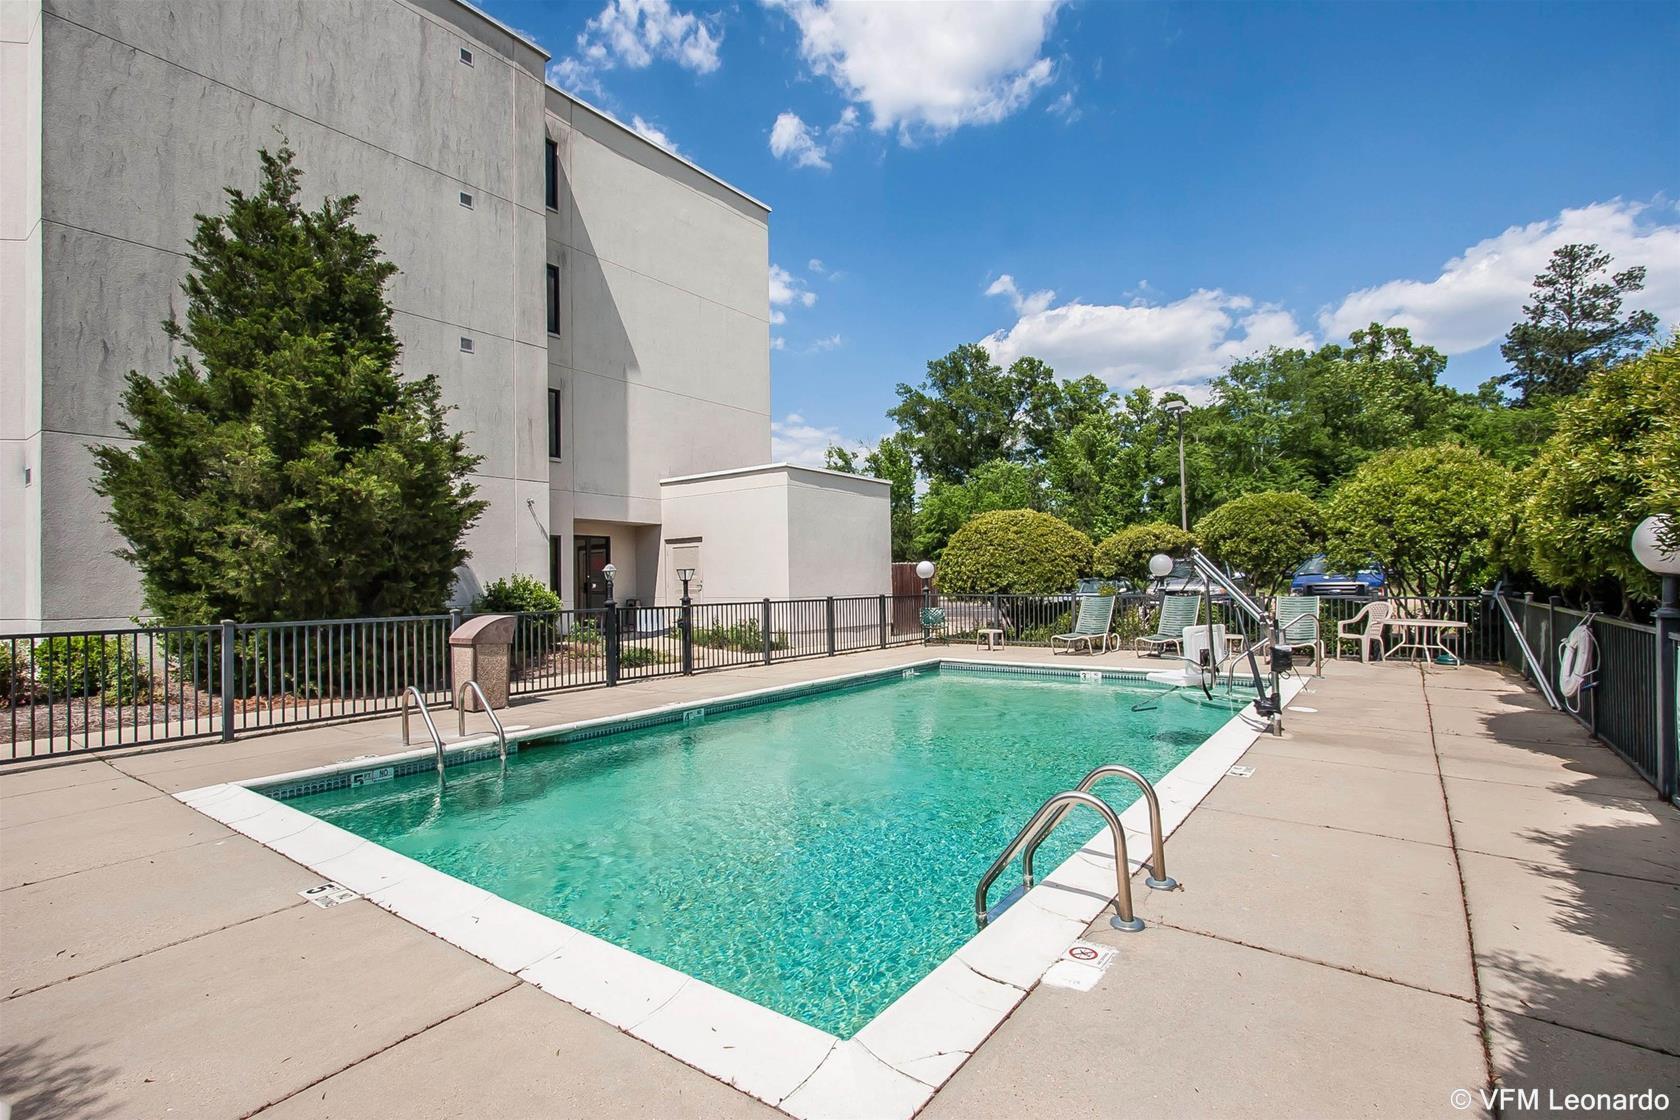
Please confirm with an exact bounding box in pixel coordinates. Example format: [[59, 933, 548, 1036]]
[[936, 509, 1092, 595], [472, 573, 562, 614], [1092, 522, 1196, 583], [1195, 491, 1325, 597]]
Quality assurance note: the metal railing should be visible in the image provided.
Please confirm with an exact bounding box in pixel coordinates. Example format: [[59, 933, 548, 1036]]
[[975, 789, 1144, 933], [1022, 764, 1177, 892], [456, 679, 507, 764], [1496, 593, 1664, 792], [400, 685, 447, 777]]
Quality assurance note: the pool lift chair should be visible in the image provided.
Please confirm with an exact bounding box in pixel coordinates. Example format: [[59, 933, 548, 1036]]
[[1173, 550, 1291, 735]]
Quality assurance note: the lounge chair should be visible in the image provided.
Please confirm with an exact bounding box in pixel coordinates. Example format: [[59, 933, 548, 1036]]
[[920, 606, 948, 644], [1335, 599, 1393, 662], [1274, 594, 1324, 673], [1051, 595, 1117, 655], [1134, 594, 1200, 657]]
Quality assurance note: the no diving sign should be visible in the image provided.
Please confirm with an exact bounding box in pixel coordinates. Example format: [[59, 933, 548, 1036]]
[[1043, 940, 1119, 991]]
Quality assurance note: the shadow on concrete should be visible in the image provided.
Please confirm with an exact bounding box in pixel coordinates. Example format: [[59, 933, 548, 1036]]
[[1481, 813, 1680, 1113], [0, 1037, 121, 1120]]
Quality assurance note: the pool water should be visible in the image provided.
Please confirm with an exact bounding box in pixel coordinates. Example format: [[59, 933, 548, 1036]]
[[291, 669, 1238, 1036]]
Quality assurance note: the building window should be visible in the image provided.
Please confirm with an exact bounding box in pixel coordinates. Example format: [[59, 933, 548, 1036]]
[[545, 138, 558, 209], [459, 47, 474, 66], [460, 336, 474, 353], [550, 535, 563, 597], [546, 264, 560, 335], [458, 191, 474, 209], [547, 387, 562, 459]]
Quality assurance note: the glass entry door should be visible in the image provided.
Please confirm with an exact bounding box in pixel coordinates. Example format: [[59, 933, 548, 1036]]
[[575, 535, 611, 610]]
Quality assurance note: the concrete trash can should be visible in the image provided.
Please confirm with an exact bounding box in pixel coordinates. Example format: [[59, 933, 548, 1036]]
[[450, 614, 516, 711]]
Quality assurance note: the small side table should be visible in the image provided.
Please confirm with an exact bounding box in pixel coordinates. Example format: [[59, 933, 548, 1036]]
[[977, 628, 1005, 651]]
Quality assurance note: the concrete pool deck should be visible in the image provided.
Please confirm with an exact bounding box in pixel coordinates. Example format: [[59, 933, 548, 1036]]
[[2, 648, 1676, 1118]]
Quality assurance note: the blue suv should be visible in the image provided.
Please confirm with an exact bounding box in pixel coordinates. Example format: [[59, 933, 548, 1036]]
[[1290, 554, 1384, 597]]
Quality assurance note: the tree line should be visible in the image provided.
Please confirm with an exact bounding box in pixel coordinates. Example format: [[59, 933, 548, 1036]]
[[828, 245, 1674, 611]]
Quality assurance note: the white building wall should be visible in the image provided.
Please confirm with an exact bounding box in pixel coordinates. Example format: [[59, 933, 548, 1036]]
[[0, 1, 44, 630], [657, 465, 890, 604], [2, 0, 777, 629]]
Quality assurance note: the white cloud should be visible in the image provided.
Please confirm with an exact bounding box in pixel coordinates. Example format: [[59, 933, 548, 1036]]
[[769, 263, 818, 324], [771, 412, 865, 466], [770, 0, 1065, 142], [811, 333, 844, 352], [981, 286, 1314, 397], [1321, 199, 1680, 354], [1046, 90, 1080, 123], [551, 0, 722, 97], [981, 199, 1680, 396], [808, 258, 826, 274], [986, 273, 1056, 317], [769, 111, 830, 169], [629, 115, 681, 154], [771, 336, 787, 351]]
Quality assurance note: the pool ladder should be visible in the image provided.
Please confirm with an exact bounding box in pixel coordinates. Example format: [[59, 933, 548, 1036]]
[[399, 680, 509, 781], [974, 765, 1175, 932]]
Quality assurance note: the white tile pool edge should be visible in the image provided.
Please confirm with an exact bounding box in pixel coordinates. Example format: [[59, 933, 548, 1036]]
[[178, 660, 1304, 1120]]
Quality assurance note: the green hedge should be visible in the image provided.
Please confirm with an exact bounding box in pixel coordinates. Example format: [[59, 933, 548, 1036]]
[[935, 509, 1092, 594], [1195, 491, 1324, 596], [472, 573, 563, 614], [2, 636, 152, 703], [1093, 522, 1196, 582]]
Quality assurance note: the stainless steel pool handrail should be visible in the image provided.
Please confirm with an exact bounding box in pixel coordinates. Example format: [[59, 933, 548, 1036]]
[[1021, 765, 1176, 892], [401, 686, 447, 777], [975, 790, 1144, 933], [455, 680, 507, 763]]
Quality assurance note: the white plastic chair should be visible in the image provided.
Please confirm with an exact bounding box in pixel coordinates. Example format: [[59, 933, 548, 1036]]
[[1336, 600, 1394, 663]]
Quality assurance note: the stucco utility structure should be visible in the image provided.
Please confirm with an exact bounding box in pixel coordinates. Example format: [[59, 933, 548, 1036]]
[[0, 0, 888, 631]]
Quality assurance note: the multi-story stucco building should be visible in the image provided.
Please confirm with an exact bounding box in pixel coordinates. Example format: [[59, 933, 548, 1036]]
[[1, 0, 889, 631]]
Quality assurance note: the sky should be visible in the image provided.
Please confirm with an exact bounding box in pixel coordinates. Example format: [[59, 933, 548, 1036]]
[[479, 0, 1680, 465]]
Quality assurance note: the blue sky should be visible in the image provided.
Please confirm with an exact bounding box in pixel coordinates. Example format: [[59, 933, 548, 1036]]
[[481, 0, 1680, 463]]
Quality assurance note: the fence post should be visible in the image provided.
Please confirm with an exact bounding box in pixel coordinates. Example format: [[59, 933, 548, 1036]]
[[449, 608, 462, 632], [992, 592, 1001, 631], [826, 596, 836, 656], [761, 598, 773, 666], [604, 599, 620, 686], [1655, 575, 1678, 803], [680, 594, 694, 676], [219, 619, 235, 742], [1547, 595, 1561, 693], [878, 594, 888, 649]]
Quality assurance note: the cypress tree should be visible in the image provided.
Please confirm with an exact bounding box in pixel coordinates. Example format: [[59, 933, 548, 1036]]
[[94, 146, 485, 623]]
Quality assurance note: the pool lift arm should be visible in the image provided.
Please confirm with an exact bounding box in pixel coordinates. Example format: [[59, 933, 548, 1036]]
[[1184, 549, 1289, 734]]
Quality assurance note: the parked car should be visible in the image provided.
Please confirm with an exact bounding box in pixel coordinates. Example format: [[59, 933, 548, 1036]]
[[1075, 577, 1135, 596], [1290, 554, 1384, 597]]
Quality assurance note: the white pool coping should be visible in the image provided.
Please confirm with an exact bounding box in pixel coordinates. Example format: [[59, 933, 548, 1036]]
[[178, 658, 1303, 1119]]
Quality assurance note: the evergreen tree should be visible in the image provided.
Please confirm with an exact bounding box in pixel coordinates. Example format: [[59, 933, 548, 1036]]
[[1499, 243, 1658, 403], [93, 146, 485, 624]]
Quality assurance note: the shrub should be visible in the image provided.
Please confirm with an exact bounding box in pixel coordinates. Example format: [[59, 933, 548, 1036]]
[[3, 636, 152, 703], [1093, 522, 1196, 583], [936, 509, 1092, 595], [1194, 492, 1325, 597], [1518, 340, 1680, 603], [693, 620, 789, 652], [473, 573, 563, 614], [1325, 444, 1514, 599], [618, 645, 669, 669]]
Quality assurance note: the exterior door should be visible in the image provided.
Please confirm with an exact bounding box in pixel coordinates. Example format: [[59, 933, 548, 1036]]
[[575, 535, 611, 610]]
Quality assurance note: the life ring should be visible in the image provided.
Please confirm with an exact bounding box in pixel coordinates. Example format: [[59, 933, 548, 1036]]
[[1557, 622, 1595, 699]]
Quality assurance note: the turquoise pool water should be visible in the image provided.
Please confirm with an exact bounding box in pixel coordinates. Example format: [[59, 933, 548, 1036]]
[[290, 668, 1238, 1036]]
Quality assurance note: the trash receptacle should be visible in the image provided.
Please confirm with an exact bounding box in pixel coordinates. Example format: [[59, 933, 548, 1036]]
[[450, 614, 516, 711]]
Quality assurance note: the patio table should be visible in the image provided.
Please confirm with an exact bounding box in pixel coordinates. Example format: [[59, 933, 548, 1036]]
[[1383, 617, 1467, 663]]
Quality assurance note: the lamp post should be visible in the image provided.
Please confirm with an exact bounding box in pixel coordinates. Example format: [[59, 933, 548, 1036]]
[[677, 567, 695, 676], [601, 562, 619, 685], [916, 560, 936, 642], [1163, 399, 1190, 531], [1632, 516, 1679, 802]]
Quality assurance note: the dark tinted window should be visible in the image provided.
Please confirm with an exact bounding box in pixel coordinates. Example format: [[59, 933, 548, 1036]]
[[546, 264, 560, 334], [547, 387, 562, 459], [544, 138, 558, 209]]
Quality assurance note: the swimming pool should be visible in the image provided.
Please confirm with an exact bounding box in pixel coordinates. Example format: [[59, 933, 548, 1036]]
[[281, 664, 1239, 1037]]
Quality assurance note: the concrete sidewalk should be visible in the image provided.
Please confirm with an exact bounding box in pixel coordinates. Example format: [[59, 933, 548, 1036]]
[[2, 650, 1675, 1119]]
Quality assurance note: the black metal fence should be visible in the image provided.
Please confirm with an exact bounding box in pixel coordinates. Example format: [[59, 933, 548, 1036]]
[[1496, 594, 1666, 792], [9, 589, 1668, 796]]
